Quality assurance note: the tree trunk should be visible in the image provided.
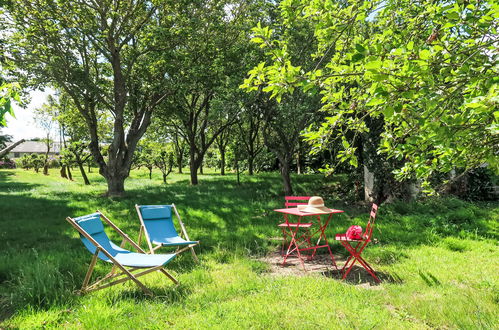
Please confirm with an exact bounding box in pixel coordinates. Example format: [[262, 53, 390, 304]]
[[177, 154, 183, 174], [220, 149, 225, 175], [106, 174, 126, 197], [67, 166, 73, 180], [162, 173, 167, 184], [188, 147, 200, 185], [235, 157, 240, 185], [364, 165, 374, 202], [60, 165, 68, 179], [279, 157, 293, 195], [78, 162, 91, 185], [190, 161, 199, 185], [248, 157, 254, 175], [296, 152, 301, 175], [148, 167, 152, 180], [199, 162, 204, 175]]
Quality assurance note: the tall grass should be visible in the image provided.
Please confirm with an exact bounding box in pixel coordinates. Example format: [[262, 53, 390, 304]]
[[0, 168, 497, 328]]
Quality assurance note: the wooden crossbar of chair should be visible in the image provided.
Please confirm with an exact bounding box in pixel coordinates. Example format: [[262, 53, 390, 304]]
[[66, 212, 178, 296], [136, 204, 199, 262]]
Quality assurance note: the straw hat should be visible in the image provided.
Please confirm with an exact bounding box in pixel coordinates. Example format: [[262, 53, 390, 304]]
[[297, 196, 331, 213]]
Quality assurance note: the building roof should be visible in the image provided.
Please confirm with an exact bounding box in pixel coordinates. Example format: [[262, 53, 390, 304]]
[[6, 141, 61, 154]]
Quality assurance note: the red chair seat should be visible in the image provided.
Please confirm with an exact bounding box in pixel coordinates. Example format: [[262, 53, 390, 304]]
[[335, 233, 357, 241], [335, 233, 369, 242], [278, 222, 312, 228]]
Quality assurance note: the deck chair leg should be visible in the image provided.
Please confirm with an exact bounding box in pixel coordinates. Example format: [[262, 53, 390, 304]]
[[121, 268, 153, 295], [189, 246, 199, 263], [160, 268, 179, 284], [138, 226, 144, 247], [81, 249, 99, 292]]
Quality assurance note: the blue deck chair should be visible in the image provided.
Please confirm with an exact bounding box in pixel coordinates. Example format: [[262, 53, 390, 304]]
[[66, 211, 178, 295], [135, 204, 199, 262]]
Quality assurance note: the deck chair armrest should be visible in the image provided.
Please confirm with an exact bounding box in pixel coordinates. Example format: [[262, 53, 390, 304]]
[[97, 211, 147, 254], [172, 204, 192, 241]]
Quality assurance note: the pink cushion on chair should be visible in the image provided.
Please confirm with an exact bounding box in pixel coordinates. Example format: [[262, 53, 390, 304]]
[[346, 225, 363, 240]]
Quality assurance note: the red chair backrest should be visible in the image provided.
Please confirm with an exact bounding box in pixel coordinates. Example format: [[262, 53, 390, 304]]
[[364, 203, 378, 240], [285, 196, 311, 208]]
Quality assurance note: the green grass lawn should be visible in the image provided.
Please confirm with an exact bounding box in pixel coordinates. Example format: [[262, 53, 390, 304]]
[[1, 168, 498, 329]]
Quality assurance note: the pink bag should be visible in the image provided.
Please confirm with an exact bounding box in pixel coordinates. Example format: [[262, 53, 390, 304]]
[[346, 225, 363, 240]]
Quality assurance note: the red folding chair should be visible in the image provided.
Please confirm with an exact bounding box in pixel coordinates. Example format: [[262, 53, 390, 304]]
[[335, 203, 380, 282], [278, 196, 312, 257]]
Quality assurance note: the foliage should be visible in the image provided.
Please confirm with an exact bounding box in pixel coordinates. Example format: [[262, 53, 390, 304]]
[[242, 0, 499, 192], [0, 129, 11, 149], [154, 0, 263, 184], [0, 159, 15, 169], [153, 145, 175, 184], [17, 153, 45, 172], [3, 0, 180, 195]]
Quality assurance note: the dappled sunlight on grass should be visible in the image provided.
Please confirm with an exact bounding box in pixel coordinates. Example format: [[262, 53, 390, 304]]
[[1, 168, 498, 328]]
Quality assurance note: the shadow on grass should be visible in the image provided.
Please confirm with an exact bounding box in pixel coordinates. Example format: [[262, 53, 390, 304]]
[[0, 170, 41, 193], [111, 282, 193, 305], [1, 169, 497, 321], [323, 266, 404, 286]]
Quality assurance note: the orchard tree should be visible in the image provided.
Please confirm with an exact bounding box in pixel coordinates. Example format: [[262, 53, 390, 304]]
[[4, 0, 178, 196], [237, 92, 266, 175], [243, 0, 499, 196], [157, 0, 260, 185], [134, 140, 156, 180], [66, 141, 92, 185], [153, 144, 174, 184]]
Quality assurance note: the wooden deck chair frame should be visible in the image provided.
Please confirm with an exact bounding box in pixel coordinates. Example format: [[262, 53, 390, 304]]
[[66, 211, 178, 296], [135, 204, 199, 262]]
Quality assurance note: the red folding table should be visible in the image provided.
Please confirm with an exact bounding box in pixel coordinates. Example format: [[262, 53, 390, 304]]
[[274, 207, 344, 271]]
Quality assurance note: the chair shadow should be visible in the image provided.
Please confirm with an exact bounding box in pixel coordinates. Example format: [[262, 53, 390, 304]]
[[322, 265, 404, 286], [112, 281, 193, 304]]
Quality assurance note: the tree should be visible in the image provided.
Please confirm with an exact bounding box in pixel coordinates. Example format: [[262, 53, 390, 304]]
[[153, 145, 174, 184], [214, 126, 233, 175], [169, 123, 187, 174], [237, 93, 266, 175], [134, 140, 156, 180], [46, 92, 111, 183], [157, 0, 258, 185], [262, 93, 321, 195], [66, 141, 92, 185], [5, 0, 178, 196], [242, 0, 499, 196], [20, 153, 44, 173]]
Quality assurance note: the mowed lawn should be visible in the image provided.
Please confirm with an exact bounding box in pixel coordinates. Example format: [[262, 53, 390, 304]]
[[0, 168, 498, 329]]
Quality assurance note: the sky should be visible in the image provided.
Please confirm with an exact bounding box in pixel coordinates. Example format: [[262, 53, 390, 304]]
[[2, 89, 54, 141]]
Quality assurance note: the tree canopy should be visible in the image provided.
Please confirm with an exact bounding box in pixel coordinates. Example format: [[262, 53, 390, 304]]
[[242, 0, 498, 191]]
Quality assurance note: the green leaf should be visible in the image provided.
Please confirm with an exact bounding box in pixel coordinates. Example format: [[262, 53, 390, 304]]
[[383, 106, 394, 118], [352, 53, 365, 62], [349, 156, 358, 167], [341, 138, 350, 149], [419, 49, 431, 60], [366, 97, 385, 106], [355, 44, 366, 53], [407, 41, 414, 51], [365, 60, 383, 70], [446, 11, 460, 20]]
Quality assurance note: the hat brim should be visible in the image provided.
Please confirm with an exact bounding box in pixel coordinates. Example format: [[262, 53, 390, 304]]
[[297, 205, 331, 214]]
